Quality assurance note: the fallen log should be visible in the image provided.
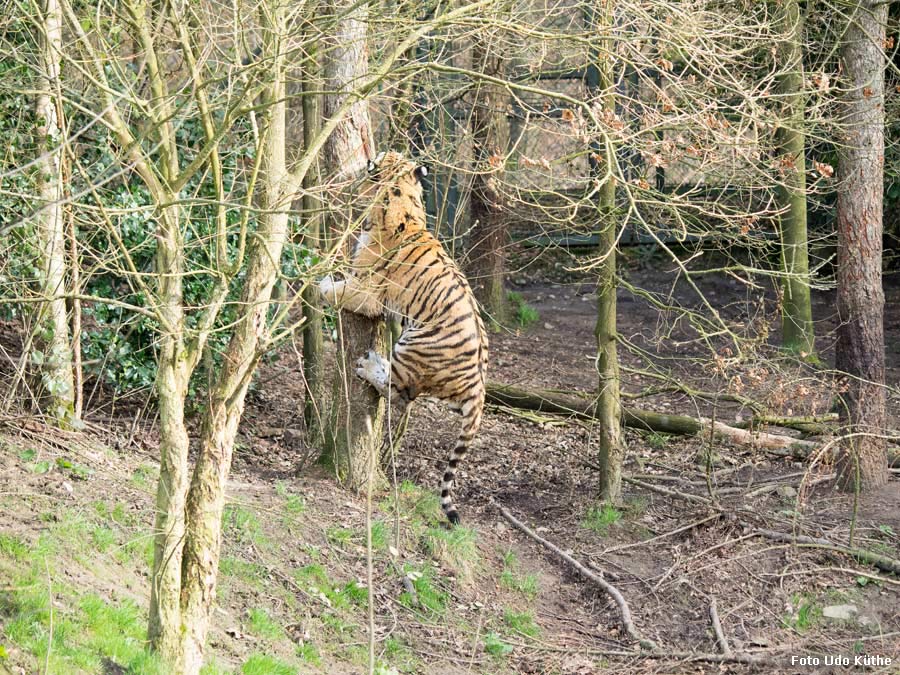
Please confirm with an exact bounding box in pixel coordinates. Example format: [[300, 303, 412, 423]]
[[485, 381, 900, 466], [486, 382, 811, 448]]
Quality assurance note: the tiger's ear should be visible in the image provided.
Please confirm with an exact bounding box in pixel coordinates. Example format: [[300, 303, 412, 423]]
[[413, 164, 428, 182], [367, 151, 386, 174]]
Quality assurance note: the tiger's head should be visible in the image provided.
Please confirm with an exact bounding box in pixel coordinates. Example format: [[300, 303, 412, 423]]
[[363, 151, 428, 243]]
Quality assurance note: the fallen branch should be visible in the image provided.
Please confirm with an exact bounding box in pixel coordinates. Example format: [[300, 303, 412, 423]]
[[708, 597, 732, 656], [754, 528, 900, 576], [487, 382, 817, 451], [499, 506, 659, 651]]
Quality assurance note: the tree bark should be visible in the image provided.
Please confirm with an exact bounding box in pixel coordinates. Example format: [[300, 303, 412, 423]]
[[835, 0, 888, 491], [301, 44, 325, 446], [177, 5, 294, 670], [775, 0, 816, 359], [33, 0, 75, 425], [147, 202, 191, 663], [322, 0, 386, 492], [467, 35, 508, 324], [589, 0, 624, 504]]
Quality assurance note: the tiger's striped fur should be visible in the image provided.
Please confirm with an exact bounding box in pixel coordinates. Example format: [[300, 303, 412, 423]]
[[319, 151, 488, 525]]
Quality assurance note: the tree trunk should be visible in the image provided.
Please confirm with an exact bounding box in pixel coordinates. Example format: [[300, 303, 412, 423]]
[[177, 6, 294, 671], [588, 0, 624, 504], [467, 36, 508, 324], [147, 203, 192, 662], [301, 45, 325, 446], [835, 0, 888, 491], [33, 0, 75, 425], [322, 0, 386, 491], [775, 0, 815, 359]]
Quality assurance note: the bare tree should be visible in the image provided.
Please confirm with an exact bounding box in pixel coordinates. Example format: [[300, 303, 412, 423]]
[[775, 0, 816, 359], [468, 27, 509, 325], [32, 0, 75, 425], [835, 0, 889, 491], [321, 0, 387, 490], [588, 0, 624, 503]]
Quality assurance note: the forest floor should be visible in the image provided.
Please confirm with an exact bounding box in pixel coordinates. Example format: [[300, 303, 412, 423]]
[[1, 247, 899, 675]]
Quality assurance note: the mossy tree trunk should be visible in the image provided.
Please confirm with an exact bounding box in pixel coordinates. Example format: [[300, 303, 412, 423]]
[[588, 0, 624, 504], [322, 0, 387, 491], [33, 0, 75, 425], [775, 0, 816, 359], [835, 0, 889, 492]]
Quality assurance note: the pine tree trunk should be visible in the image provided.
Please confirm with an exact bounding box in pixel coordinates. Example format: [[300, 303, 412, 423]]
[[835, 0, 888, 491], [322, 0, 386, 491], [468, 37, 508, 324], [775, 0, 815, 358], [33, 0, 75, 425], [589, 0, 623, 504]]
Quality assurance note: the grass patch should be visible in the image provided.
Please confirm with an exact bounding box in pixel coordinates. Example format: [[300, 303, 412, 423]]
[[240, 653, 296, 675], [246, 607, 284, 640], [783, 594, 821, 632], [223, 504, 268, 548], [293, 564, 366, 609], [0, 534, 29, 561], [483, 631, 513, 657], [399, 564, 447, 615], [296, 641, 321, 664], [581, 503, 622, 535], [503, 608, 540, 637], [499, 550, 538, 599], [423, 525, 479, 582], [507, 291, 539, 328]]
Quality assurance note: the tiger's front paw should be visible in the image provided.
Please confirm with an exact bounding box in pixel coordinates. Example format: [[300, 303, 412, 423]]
[[355, 350, 388, 392], [318, 276, 336, 305]]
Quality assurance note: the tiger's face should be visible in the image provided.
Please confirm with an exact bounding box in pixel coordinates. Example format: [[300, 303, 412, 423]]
[[363, 151, 429, 248]]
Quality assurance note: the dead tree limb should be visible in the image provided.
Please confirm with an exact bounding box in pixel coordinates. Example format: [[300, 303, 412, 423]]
[[499, 506, 659, 651], [754, 528, 900, 575], [709, 597, 732, 656]]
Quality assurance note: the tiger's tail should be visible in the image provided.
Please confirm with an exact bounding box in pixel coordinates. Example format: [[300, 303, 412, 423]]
[[441, 389, 485, 526]]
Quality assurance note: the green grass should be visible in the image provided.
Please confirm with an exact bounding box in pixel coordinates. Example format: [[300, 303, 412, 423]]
[[296, 641, 321, 664], [399, 564, 447, 615], [581, 503, 622, 535], [275, 481, 306, 516], [240, 653, 296, 675], [247, 607, 284, 640], [499, 551, 539, 600], [503, 608, 540, 638], [130, 464, 158, 490], [644, 432, 669, 450], [223, 504, 268, 548], [423, 525, 479, 580], [483, 631, 513, 657], [293, 564, 366, 610], [0, 533, 29, 561], [782, 594, 821, 632], [507, 291, 539, 328]]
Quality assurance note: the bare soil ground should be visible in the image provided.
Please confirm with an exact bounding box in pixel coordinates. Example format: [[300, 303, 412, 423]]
[[1, 249, 899, 674]]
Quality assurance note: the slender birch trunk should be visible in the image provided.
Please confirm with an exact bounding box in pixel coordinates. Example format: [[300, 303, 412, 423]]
[[322, 0, 386, 491], [835, 0, 888, 492], [589, 0, 623, 504], [33, 0, 75, 425], [775, 0, 816, 358]]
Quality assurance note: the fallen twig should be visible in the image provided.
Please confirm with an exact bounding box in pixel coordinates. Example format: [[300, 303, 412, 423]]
[[499, 506, 659, 651], [708, 597, 732, 656], [624, 477, 712, 505], [754, 528, 900, 575]]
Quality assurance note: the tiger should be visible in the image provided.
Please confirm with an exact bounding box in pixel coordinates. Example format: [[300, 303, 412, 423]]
[[318, 151, 488, 526]]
